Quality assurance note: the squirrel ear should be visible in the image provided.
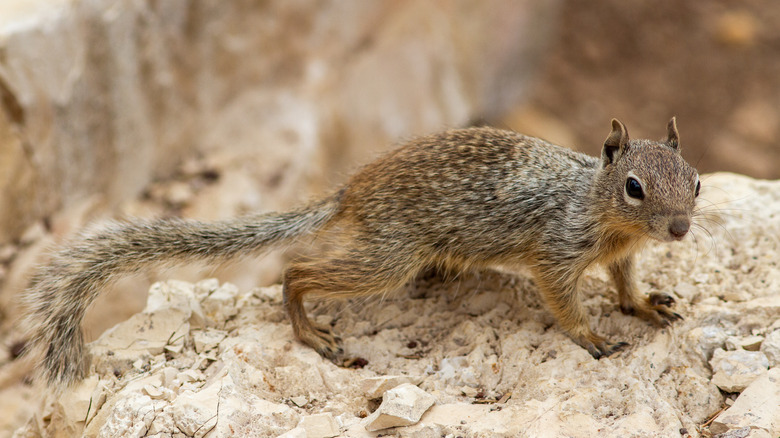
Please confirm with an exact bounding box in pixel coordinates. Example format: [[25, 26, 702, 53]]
[[666, 116, 680, 151], [602, 118, 629, 166]]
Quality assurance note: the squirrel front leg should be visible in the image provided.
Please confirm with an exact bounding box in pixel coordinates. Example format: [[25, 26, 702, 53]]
[[533, 268, 626, 359], [608, 255, 682, 326]]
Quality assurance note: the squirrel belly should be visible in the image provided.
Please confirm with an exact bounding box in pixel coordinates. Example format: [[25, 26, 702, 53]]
[[22, 118, 700, 388]]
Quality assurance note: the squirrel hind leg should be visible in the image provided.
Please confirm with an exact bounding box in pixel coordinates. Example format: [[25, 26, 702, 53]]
[[282, 250, 422, 363]]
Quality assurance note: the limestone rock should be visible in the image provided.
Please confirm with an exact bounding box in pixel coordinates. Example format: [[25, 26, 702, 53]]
[[201, 282, 240, 324], [299, 413, 340, 438], [710, 368, 780, 437], [688, 326, 728, 361], [171, 384, 220, 437], [364, 383, 435, 431], [360, 375, 425, 400], [710, 349, 770, 393], [725, 335, 763, 352], [89, 306, 190, 377], [760, 329, 780, 367]]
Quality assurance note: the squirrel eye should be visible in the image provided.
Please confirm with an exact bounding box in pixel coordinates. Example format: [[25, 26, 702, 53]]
[[625, 177, 644, 200], [695, 180, 701, 198]]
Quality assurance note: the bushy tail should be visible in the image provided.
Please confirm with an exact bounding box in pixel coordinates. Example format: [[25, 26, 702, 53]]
[[21, 193, 342, 388]]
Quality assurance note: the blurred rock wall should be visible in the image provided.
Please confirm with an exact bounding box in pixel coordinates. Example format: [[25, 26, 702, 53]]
[[0, 0, 559, 244]]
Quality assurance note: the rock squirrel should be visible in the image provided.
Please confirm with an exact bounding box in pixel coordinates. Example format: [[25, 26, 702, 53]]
[[22, 118, 700, 388]]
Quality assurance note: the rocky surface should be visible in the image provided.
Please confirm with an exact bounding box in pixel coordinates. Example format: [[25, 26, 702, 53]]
[[8, 172, 780, 437]]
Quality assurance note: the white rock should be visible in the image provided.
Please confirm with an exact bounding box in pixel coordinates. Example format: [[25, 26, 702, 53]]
[[213, 374, 299, 437], [360, 375, 425, 399], [725, 335, 764, 351], [760, 329, 780, 367], [710, 348, 770, 393], [176, 369, 203, 384], [194, 278, 221, 299], [193, 328, 228, 353], [688, 326, 728, 360], [364, 383, 435, 431], [290, 396, 308, 407], [142, 384, 164, 399], [90, 306, 190, 377], [437, 356, 478, 386], [201, 282, 240, 324], [299, 413, 340, 438], [277, 427, 308, 438], [161, 367, 179, 389], [710, 368, 780, 437], [49, 374, 103, 435], [171, 384, 220, 437], [673, 282, 699, 302], [97, 393, 166, 438]]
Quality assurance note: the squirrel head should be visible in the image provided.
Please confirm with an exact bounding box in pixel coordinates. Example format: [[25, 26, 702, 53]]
[[597, 117, 700, 242]]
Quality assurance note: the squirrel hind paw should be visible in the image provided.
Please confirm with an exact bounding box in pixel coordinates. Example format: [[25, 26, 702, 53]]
[[574, 333, 629, 359], [308, 325, 344, 361]]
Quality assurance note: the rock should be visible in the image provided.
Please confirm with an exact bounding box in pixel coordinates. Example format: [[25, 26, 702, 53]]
[[673, 281, 700, 302], [760, 329, 780, 367], [277, 427, 308, 438], [212, 374, 299, 437], [688, 326, 728, 361], [171, 384, 220, 437], [48, 375, 104, 437], [364, 383, 436, 431], [437, 356, 479, 387], [360, 375, 425, 399], [710, 349, 770, 393], [725, 335, 763, 352], [95, 393, 168, 438], [201, 282, 240, 324], [299, 413, 340, 438], [710, 368, 780, 437], [89, 306, 191, 377], [193, 328, 228, 353]]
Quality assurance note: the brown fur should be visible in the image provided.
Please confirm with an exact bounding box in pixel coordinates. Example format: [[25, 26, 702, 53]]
[[22, 118, 699, 388]]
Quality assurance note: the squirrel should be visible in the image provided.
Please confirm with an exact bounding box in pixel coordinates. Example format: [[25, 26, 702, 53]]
[[21, 117, 700, 388]]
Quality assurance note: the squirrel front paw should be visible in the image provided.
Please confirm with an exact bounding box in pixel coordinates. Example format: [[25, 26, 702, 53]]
[[621, 291, 683, 327]]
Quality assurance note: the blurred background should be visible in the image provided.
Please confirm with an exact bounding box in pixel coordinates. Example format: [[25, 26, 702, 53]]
[[0, 0, 778, 432]]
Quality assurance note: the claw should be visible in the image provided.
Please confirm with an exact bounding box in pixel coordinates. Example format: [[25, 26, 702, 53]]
[[577, 334, 629, 359], [649, 292, 676, 307]]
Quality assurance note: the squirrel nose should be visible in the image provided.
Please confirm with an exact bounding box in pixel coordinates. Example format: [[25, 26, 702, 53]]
[[668, 217, 690, 239]]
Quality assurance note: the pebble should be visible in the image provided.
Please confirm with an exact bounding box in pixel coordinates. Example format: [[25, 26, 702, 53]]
[[364, 383, 435, 431], [299, 413, 340, 438], [725, 335, 763, 351], [360, 375, 425, 399]]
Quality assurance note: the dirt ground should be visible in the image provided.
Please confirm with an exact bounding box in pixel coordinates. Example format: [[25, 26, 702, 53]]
[[519, 0, 780, 179]]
